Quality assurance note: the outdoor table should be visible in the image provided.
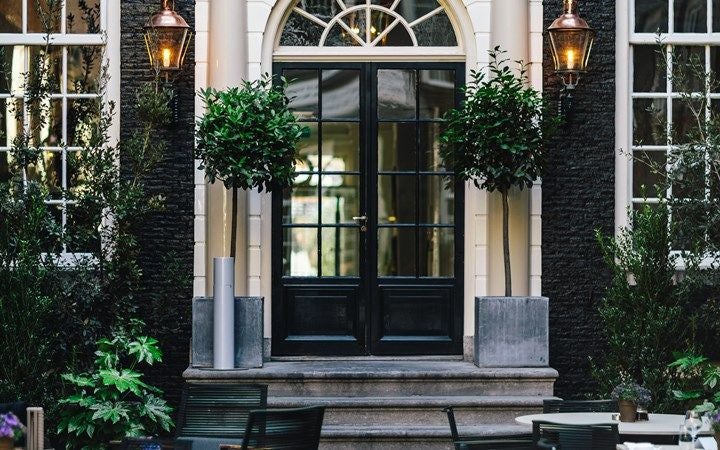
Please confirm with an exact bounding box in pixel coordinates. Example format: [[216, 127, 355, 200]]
[[616, 446, 680, 450], [515, 412, 712, 436]]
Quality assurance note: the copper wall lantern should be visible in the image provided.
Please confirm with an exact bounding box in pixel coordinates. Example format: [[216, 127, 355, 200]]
[[144, 0, 192, 74], [547, 0, 595, 115]]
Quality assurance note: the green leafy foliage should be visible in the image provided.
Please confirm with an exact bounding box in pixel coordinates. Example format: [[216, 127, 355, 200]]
[[195, 75, 302, 193], [592, 202, 704, 412], [57, 322, 173, 450], [669, 352, 720, 410]]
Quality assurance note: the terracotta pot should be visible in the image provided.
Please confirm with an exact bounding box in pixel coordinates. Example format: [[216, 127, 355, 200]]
[[618, 400, 637, 423], [714, 432, 719, 447], [0, 438, 13, 450]]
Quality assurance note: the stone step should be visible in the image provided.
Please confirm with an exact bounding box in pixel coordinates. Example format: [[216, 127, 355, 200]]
[[319, 424, 532, 450], [268, 395, 548, 426], [183, 361, 558, 397]]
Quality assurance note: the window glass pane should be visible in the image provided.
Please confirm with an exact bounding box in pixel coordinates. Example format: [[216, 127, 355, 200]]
[[68, 98, 101, 147], [322, 70, 360, 120], [1, 98, 23, 147], [710, 47, 720, 92], [634, 45, 667, 93], [283, 182, 318, 224], [419, 175, 454, 224], [419, 70, 455, 119], [379, 21, 413, 46], [395, 0, 438, 22], [325, 23, 363, 47], [0, 0, 22, 33], [321, 122, 360, 171], [296, 123, 319, 172], [413, 11, 457, 46], [0, 46, 23, 94], [371, 11, 412, 46], [419, 122, 447, 172], [672, 46, 705, 93], [280, 12, 324, 46], [67, 204, 100, 253], [378, 174, 416, 224], [31, 99, 62, 147], [284, 227, 319, 276], [285, 69, 319, 120], [378, 122, 417, 172], [635, 0, 668, 32], [633, 150, 667, 196], [0, 151, 10, 182], [671, 98, 703, 144], [714, 0, 720, 31], [27, 150, 62, 198], [378, 227, 416, 276], [633, 98, 667, 146], [419, 227, 453, 277], [28, 46, 62, 94], [675, 0, 707, 32], [67, 150, 85, 199], [66, 0, 101, 33], [68, 46, 102, 93], [378, 69, 416, 120], [28, 0, 62, 33], [321, 174, 359, 224], [321, 227, 359, 276]]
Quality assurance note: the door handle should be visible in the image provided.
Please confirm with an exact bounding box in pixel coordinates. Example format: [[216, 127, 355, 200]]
[[352, 216, 368, 232]]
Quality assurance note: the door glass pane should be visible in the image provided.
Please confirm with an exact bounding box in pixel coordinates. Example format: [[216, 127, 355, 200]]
[[634, 45, 667, 93], [322, 122, 360, 171], [419, 227, 454, 277], [285, 69, 319, 120], [419, 122, 447, 172], [378, 69, 416, 120], [419, 176, 454, 224], [297, 123, 319, 172], [284, 227, 319, 276], [635, 0, 668, 32], [322, 70, 360, 120], [675, 0, 707, 32], [378, 175, 416, 224], [321, 174, 359, 224], [322, 227, 359, 276], [283, 182, 318, 224], [419, 70, 455, 119], [378, 227, 416, 276], [378, 123, 416, 172]]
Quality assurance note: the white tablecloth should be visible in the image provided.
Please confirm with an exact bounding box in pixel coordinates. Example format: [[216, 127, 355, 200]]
[[515, 412, 712, 436]]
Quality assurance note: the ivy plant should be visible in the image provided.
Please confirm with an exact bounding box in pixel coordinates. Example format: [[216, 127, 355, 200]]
[[57, 321, 174, 449], [440, 47, 559, 296], [195, 75, 303, 258]]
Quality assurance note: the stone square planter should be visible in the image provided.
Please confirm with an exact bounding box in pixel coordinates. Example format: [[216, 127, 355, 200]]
[[474, 296, 549, 368], [192, 296, 263, 369]]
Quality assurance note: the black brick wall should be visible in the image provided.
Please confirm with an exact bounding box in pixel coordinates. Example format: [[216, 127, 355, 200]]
[[120, 0, 195, 407], [542, 0, 616, 398]]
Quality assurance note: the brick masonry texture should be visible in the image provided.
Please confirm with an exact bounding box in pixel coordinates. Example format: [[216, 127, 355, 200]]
[[120, 0, 195, 407], [543, 0, 615, 398]]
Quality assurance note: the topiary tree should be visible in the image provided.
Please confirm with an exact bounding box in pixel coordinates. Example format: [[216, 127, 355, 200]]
[[440, 47, 559, 296], [195, 75, 303, 258]]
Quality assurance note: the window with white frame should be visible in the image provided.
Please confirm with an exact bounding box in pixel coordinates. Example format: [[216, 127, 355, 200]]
[[631, 0, 719, 215], [1, 0, 106, 253]]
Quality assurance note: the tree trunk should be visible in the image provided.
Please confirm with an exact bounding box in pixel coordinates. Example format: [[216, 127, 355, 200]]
[[230, 184, 237, 259], [501, 189, 512, 297]]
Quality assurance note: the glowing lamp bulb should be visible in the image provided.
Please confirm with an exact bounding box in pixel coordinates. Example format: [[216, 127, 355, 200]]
[[162, 48, 172, 68], [566, 49, 575, 70]]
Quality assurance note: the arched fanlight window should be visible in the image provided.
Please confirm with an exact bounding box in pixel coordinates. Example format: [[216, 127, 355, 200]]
[[279, 0, 458, 47]]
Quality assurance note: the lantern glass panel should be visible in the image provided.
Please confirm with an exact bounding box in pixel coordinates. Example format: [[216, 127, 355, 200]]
[[549, 29, 594, 73], [145, 27, 189, 71]]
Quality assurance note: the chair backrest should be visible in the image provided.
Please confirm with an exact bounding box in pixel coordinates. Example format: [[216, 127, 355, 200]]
[[176, 383, 268, 438], [121, 437, 162, 450], [532, 420, 619, 450], [542, 399, 616, 414], [242, 406, 325, 450]]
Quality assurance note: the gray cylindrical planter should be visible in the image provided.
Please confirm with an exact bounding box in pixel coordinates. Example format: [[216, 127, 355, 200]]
[[474, 296, 549, 368], [192, 296, 264, 369], [213, 257, 235, 369]]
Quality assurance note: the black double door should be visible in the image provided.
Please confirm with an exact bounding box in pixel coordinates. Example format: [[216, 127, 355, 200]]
[[272, 62, 465, 356]]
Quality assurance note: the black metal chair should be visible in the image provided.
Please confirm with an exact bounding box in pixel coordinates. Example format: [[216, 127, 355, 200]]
[[175, 383, 268, 450], [532, 420, 619, 450], [542, 399, 616, 414], [241, 406, 325, 450], [121, 437, 163, 450], [443, 407, 535, 450]]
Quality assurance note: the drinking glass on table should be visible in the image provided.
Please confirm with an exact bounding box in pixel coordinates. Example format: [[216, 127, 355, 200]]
[[684, 410, 703, 444]]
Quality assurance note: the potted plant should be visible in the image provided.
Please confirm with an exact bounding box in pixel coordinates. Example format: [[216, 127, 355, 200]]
[[195, 75, 303, 369], [0, 412, 25, 450], [612, 381, 652, 422], [57, 321, 174, 449], [440, 47, 559, 367]]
